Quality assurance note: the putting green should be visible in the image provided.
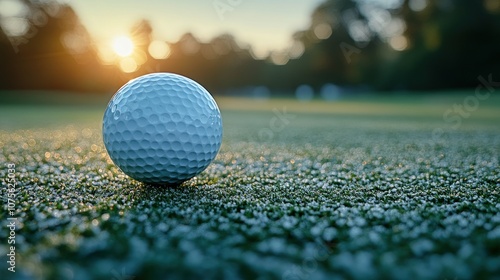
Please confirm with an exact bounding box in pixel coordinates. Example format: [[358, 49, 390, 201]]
[[0, 92, 499, 279]]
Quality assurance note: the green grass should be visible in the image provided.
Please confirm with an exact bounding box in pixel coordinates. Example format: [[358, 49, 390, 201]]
[[1, 92, 500, 279]]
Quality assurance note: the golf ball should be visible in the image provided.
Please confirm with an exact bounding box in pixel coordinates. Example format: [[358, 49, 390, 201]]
[[102, 73, 223, 185]]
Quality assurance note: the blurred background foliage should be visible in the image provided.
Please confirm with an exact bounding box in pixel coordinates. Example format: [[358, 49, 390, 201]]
[[1, 0, 500, 94]]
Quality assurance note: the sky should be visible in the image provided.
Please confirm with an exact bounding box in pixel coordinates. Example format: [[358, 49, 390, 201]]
[[68, 0, 325, 57]]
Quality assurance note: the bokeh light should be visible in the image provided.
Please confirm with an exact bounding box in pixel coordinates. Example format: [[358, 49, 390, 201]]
[[295, 85, 314, 101], [270, 51, 289, 65], [484, 0, 500, 13], [390, 35, 408, 51], [320, 83, 341, 101], [61, 32, 87, 54], [119, 57, 138, 73], [314, 23, 332, 40], [288, 41, 305, 59], [148, 40, 171, 59], [1, 17, 29, 36], [409, 0, 427, 12], [0, 0, 27, 17]]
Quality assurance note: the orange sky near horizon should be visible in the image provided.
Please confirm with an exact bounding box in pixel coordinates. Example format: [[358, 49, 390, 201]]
[[69, 0, 325, 58]]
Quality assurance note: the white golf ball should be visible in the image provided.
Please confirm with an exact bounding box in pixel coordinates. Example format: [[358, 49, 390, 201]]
[[102, 73, 223, 185]]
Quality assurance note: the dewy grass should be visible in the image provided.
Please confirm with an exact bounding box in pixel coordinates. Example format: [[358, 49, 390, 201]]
[[0, 95, 499, 279]]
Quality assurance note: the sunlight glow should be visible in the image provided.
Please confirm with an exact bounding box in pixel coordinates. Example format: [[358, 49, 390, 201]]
[[112, 36, 134, 57]]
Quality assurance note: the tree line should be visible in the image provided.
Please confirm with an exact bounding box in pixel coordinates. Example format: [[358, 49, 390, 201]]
[[1, 0, 499, 94]]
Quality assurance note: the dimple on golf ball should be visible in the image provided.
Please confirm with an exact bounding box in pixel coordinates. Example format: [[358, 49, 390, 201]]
[[102, 73, 223, 185]]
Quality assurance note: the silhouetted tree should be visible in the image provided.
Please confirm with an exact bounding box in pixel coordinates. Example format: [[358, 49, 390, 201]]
[[1, 1, 102, 91], [2, 0, 499, 93]]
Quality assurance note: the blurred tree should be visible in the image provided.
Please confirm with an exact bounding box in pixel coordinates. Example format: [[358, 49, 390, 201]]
[[140, 32, 259, 92], [282, 0, 380, 89], [2, 0, 499, 93], [287, 0, 500, 91], [376, 0, 500, 90], [1, 1, 103, 91], [0, 26, 17, 89]]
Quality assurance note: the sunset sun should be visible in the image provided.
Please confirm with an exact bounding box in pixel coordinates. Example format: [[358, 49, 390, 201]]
[[112, 35, 134, 57]]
